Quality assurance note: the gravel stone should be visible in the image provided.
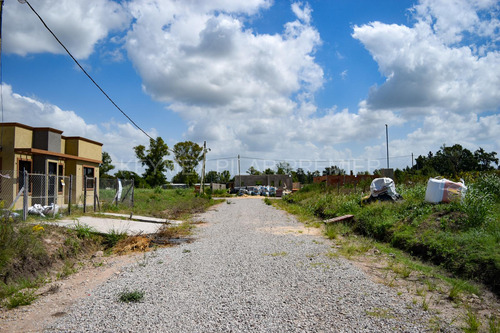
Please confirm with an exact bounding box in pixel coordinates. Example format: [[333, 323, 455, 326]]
[[45, 198, 451, 332]]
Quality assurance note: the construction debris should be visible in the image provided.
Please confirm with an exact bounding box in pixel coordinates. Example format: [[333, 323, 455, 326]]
[[425, 177, 467, 203], [28, 203, 59, 217], [362, 178, 402, 204]]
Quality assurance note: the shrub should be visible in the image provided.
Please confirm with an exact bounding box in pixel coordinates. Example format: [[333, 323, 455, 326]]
[[473, 173, 500, 202], [4, 290, 37, 309], [458, 186, 493, 229], [118, 290, 144, 303]]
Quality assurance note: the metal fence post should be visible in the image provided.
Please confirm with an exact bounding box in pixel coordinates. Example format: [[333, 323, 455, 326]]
[[94, 177, 97, 212], [23, 171, 28, 221], [115, 178, 119, 207], [131, 179, 134, 207], [68, 175, 73, 215], [53, 173, 57, 218], [83, 177, 87, 213]]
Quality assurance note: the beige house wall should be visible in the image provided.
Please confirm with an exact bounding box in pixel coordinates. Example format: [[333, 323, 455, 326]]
[[0, 123, 102, 210], [14, 126, 33, 149]]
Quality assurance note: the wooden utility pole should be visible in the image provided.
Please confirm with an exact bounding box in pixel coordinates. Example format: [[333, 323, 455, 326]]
[[0, 1, 4, 52], [385, 124, 390, 168], [238, 154, 241, 187], [199, 141, 207, 194]]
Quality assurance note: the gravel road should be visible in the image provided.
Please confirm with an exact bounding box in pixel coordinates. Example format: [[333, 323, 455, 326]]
[[45, 198, 440, 332]]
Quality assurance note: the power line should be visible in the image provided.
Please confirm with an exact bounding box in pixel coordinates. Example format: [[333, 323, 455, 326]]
[[19, 0, 153, 140]]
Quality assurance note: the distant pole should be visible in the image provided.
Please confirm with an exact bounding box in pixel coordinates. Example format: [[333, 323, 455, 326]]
[[238, 154, 241, 187], [200, 141, 207, 194], [385, 124, 389, 169], [0, 1, 4, 59], [411, 153, 414, 168]]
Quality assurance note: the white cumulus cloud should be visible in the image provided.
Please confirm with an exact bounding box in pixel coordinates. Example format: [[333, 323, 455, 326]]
[[3, 0, 130, 59]]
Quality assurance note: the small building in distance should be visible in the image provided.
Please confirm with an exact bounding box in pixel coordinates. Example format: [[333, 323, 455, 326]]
[[0, 122, 102, 209], [234, 174, 293, 190]]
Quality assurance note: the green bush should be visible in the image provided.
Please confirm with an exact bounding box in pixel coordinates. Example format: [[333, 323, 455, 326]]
[[458, 186, 493, 229], [119, 290, 144, 303], [473, 173, 500, 202]]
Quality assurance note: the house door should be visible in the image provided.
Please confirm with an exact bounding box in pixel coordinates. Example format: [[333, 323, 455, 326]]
[[48, 162, 57, 205]]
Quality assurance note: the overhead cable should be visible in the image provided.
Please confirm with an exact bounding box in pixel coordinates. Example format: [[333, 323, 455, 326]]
[[19, 0, 153, 140]]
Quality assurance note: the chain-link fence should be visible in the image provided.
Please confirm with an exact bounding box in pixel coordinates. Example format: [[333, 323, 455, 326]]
[[0, 171, 134, 220], [0, 170, 73, 219], [0, 170, 19, 211], [98, 178, 134, 208]]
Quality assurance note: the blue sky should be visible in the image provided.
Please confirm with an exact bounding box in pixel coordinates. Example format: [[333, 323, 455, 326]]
[[2, 0, 500, 178]]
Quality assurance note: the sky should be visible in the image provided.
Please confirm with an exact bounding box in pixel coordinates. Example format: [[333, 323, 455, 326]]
[[2, 0, 500, 178]]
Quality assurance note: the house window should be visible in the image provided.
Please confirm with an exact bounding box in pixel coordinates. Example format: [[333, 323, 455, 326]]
[[18, 160, 32, 193], [58, 164, 64, 193], [83, 166, 95, 189]]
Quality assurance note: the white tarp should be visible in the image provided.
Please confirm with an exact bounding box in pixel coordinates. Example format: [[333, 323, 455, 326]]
[[370, 177, 400, 200], [28, 203, 59, 217], [425, 177, 467, 203]]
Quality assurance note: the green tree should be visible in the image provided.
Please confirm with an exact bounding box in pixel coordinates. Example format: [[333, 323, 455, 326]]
[[412, 144, 498, 176], [247, 166, 261, 175], [263, 168, 275, 175], [219, 170, 231, 183], [205, 171, 219, 183], [474, 147, 499, 171], [276, 161, 293, 175], [172, 141, 203, 186], [115, 170, 148, 188], [306, 170, 320, 183], [134, 137, 174, 187], [294, 168, 306, 183], [99, 151, 115, 178], [322, 165, 345, 176], [172, 170, 199, 185]]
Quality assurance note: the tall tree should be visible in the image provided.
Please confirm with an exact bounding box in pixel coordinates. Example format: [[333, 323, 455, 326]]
[[276, 161, 293, 175], [322, 165, 345, 176], [247, 166, 261, 175], [205, 170, 219, 183], [99, 151, 115, 178], [474, 147, 499, 171], [172, 170, 199, 185], [219, 170, 231, 183], [294, 168, 306, 183], [134, 137, 174, 187], [263, 168, 275, 175], [172, 141, 203, 186], [115, 170, 148, 188]]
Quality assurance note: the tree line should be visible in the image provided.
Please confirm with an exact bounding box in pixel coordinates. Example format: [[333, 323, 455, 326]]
[[99, 139, 499, 188]]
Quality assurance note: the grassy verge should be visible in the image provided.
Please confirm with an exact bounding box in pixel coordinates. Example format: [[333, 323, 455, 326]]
[[278, 173, 500, 297], [100, 187, 223, 219]]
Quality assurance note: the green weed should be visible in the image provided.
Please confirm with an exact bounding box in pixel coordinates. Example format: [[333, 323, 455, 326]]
[[118, 290, 145, 303], [365, 307, 395, 319], [488, 315, 500, 333], [102, 229, 128, 248], [463, 309, 481, 333], [4, 290, 37, 309], [264, 251, 287, 257], [74, 222, 97, 239]]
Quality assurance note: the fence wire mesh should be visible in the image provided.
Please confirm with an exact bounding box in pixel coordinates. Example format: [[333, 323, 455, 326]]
[[99, 178, 134, 208], [0, 170, 19, 210]]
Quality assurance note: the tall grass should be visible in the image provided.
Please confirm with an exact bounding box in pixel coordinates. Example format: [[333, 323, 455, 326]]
[[280, 175, 500, 296], [117, 188, 221, 219]]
